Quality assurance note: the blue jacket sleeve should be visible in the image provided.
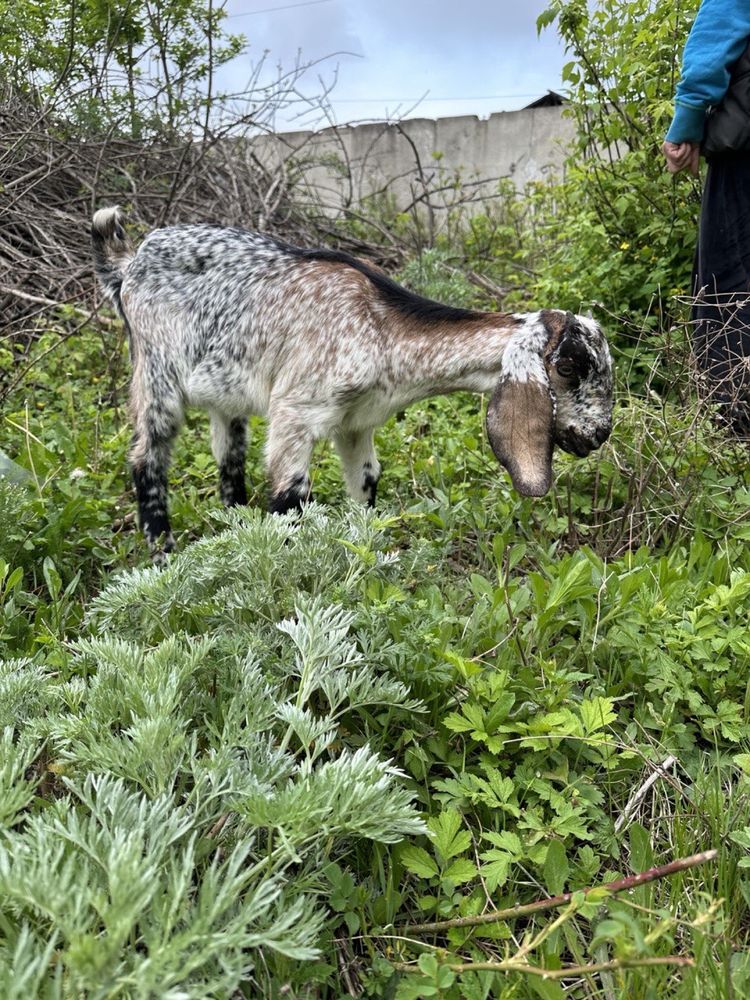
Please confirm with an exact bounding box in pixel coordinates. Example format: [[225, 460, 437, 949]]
[[666, 0, 750, 143]]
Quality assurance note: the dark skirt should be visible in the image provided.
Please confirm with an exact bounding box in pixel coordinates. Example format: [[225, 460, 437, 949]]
[[692, 153, 750, 435]]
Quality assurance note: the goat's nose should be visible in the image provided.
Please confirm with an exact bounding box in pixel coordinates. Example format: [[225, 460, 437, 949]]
[[595, 424, 611, 445]]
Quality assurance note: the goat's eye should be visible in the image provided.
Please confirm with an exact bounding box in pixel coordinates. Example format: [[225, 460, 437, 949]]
[[556, 360, 577, 378]]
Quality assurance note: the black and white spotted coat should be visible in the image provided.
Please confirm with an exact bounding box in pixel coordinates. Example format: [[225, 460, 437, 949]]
[[92, 208, 613, 558]]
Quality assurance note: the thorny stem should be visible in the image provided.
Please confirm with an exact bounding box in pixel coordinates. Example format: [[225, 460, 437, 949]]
[[397, 849, 717, 935]]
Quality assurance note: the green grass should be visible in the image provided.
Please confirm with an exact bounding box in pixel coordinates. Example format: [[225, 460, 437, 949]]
[[2, 319, 750, 998]]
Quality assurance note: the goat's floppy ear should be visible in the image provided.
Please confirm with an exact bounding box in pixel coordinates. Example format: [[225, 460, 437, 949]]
[[486, 376, 555, 496]]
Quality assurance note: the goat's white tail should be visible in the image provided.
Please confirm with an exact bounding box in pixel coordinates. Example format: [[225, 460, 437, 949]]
[[91, 206, 133, 316]]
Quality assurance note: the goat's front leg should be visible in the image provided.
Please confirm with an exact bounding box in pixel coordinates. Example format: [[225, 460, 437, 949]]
[[265, 409, 315, 514], [334, 428, 381, 506]]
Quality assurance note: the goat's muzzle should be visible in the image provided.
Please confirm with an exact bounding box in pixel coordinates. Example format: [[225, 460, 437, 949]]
[[557, 422, 611, 457]]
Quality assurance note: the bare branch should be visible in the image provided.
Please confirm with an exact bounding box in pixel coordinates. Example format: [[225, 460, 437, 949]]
[[397, 849, 718, 935]]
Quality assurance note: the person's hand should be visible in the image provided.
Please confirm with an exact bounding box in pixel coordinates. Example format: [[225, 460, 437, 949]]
[[662, 140, 700, 176]]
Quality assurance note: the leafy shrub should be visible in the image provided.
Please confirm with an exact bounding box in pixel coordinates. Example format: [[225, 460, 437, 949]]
[[3, 339, 750, 993], [0, 507, 427, 996], [4, 25, 750, 979], [529, 0, 702, 326]]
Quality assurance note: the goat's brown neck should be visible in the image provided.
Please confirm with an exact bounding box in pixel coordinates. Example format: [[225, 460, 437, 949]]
[[384, 312, 521, 397]]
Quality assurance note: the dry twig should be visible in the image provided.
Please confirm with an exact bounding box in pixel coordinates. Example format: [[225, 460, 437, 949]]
[[397, 848, 717, 935]]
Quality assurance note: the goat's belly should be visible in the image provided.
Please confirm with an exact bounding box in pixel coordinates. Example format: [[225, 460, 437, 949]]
[[185, 364, 269, 416], [343, 389, 399, 430]]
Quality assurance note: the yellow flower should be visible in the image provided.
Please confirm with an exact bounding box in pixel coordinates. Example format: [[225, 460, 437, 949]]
[[619, 241, 630, 250]]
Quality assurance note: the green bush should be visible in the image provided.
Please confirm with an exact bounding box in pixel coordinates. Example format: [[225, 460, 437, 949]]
[[4, 0, 750, 986], [0, 507, 428, 996], [2, 313, 750, 994]]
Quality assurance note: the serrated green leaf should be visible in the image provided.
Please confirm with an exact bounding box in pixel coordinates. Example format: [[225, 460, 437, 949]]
[[395, 978, 434, 1000], [483, 830, 523, 856], [580, 696, 617, 735], [428, 810, 472, 862], [442, 858, 477, 884], [442, 712, 475, 734], [462, 703, 486, 732], [484, 691, 516, 729], [529, 974, 566, 1000], [400, 845, 439, 879], [480, 856, 511, 891]]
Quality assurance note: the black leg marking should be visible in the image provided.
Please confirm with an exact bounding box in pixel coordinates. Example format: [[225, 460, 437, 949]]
[[130, 416, 180, 559], [363, 461, 380, 507], [269, 474, 311, 514], [218, 417, 248, 506], [333, 429, 380, 506], [132, 461, 174, 554]]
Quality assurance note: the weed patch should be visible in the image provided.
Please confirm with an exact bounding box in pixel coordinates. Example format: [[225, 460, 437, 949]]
[[2, 320, 750, 995]]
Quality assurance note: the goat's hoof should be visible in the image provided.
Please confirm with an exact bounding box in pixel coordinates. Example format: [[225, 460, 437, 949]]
[[149, 533, 176, 567]]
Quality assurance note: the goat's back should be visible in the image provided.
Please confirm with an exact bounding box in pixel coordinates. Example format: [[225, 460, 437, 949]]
[[119, 225, 389, 413]]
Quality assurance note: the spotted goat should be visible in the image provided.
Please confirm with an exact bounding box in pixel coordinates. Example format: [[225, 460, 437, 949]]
[[92, 207, 614, 558]]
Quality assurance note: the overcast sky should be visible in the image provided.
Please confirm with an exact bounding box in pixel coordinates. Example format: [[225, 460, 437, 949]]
[[215, 0, 567, 129]]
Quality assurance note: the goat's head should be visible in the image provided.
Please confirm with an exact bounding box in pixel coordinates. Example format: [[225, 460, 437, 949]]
[[486, 310, 613, 496]]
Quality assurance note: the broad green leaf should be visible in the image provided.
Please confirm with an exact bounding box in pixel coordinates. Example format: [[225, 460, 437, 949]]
[[442, 712, 475, 734], [442, 858, 477, 884], [436, 965, 455, 989], [544, 840, 569, 896], [629, 823, 654, 873], [418, 953, 438, 976], [529, 976, 566, 1000], [483, 830, 523, 856], [400, 845, 439, 880], [42, 557, 61, 602], [462, 703, 486, 732], [543, 559, 593, 614], [480, 854, 512, 891], [428, 810, 472, 863], [580, 696, 617, 735], [484, 691, 516, 729]]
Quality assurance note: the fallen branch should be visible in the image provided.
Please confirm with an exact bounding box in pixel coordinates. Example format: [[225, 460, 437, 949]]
[[392, 954, 694, 980], [397, 848, 717, 935]]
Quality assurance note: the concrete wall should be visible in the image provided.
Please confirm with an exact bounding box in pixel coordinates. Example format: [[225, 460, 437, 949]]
[[251, 106, 575, 217]]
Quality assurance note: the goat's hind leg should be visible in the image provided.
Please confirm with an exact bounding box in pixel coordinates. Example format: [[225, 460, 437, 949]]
[[210, 411, 248, 506], [334, 428, 381, 506], [130, 390, 183, 562]]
